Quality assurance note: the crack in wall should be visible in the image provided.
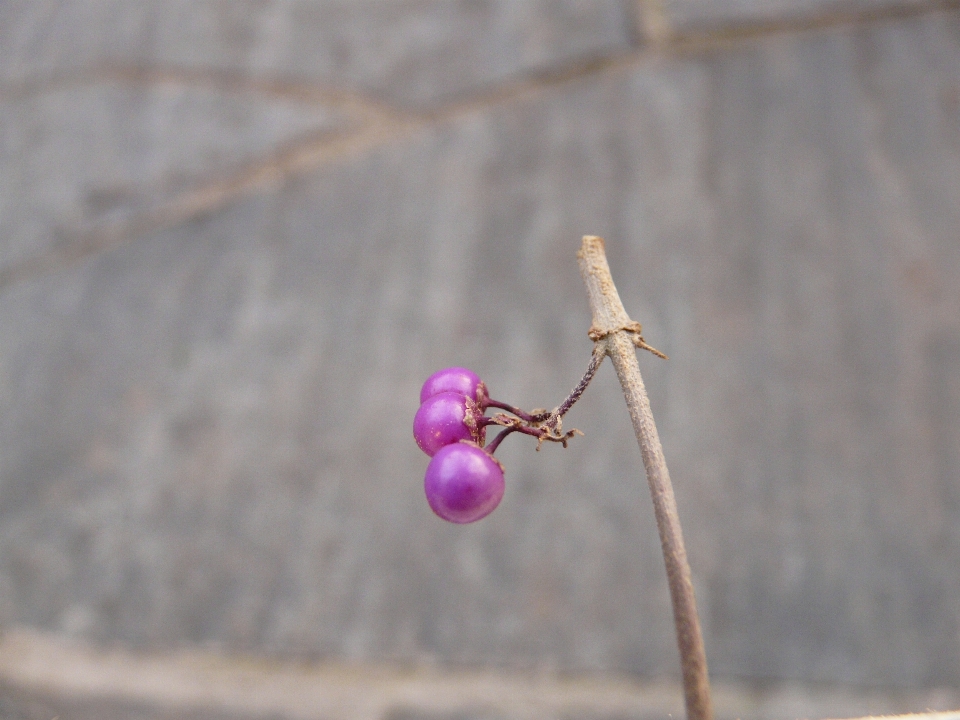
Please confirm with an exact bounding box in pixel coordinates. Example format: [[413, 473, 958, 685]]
[[658, 0, 960, 50], [0, 0, 957, 292], [0, 116, 414, 292], [0, 64, 410, 122]]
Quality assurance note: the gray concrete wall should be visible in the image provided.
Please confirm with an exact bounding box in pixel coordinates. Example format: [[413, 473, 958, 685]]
[[1, 1, 960, 717]]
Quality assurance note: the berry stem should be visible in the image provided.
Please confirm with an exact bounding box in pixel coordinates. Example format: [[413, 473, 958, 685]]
[[483, 399, 549, 424], [578, 236, 712, 720], [485, 420, 562, 454], [544, 343, 606, 429], [485, 426, 517, 454], [485, 347, 604, 435], [482, 350, 603, 454]]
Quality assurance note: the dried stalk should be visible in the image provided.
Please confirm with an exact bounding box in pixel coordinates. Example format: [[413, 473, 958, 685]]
[[577, 235, 713, 720]]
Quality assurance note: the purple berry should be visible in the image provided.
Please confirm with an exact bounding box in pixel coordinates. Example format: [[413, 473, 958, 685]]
[[424, 443, 505, 523], [413, 391, 482, 456], [420, 367, 485, 404]]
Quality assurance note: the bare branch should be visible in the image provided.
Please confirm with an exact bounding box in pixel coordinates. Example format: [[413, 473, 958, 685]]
[[577, 235, 712, 720]]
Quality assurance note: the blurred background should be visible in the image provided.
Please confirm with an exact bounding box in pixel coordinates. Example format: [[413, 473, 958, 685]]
[[1, 1, 959, 719]]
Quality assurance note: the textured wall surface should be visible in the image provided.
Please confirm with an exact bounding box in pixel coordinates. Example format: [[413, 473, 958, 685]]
[[1, 1, 959, 718]]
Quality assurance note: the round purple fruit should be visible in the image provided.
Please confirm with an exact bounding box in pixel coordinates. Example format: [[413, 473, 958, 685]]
[[419, 367, 485, 404], [413, 391, 482, 456], [424, 443, 505, 524]]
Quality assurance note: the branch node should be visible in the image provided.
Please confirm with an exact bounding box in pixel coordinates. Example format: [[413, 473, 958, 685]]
[[588, 321, 668, 359]]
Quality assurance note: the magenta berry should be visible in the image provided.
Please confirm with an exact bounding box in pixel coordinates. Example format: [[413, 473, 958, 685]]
[[419, 367, 485, 404], [413, 391, 483, 456], [424, 443, 505, 524]]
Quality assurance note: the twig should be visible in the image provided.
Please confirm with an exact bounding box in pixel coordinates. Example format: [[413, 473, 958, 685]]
[[577, 236, 713, 720], [543, 343, 606, 430]]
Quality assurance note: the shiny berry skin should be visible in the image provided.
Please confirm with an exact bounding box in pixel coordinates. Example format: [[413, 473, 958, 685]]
[[413, 391, 481, 456], [424, 443, 505, 523], [419, 367, 485, 404]]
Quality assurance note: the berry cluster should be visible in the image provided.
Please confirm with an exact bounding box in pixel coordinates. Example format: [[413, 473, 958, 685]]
[[414, 361, 599, 524]]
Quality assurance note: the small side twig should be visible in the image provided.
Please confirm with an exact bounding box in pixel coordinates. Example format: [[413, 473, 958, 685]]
[[543, 343, 606, 430], [577, 236, 713, 720]]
